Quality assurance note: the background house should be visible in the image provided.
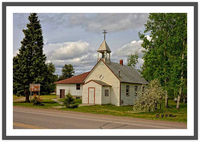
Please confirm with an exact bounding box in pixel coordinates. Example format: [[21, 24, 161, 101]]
[[54, 72, 90, 99]]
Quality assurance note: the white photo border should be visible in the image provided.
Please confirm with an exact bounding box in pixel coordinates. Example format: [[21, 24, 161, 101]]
[[2, 2, 198, 140]]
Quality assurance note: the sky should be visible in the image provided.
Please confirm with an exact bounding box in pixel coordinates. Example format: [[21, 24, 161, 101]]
[[13, 13, 149, 76]]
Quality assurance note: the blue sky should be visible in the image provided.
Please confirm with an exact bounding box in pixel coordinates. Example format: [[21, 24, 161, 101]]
[[13, 13, 149, 75]]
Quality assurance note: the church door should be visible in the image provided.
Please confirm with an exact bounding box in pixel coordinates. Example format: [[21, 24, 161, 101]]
[[88, 88, 95, 104]]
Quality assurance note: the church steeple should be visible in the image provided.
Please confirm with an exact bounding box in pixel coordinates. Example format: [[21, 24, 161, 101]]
[[97, 30, 111, 64]]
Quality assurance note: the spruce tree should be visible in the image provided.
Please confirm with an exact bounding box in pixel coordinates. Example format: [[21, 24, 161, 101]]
[[13, 13, 48, 102]]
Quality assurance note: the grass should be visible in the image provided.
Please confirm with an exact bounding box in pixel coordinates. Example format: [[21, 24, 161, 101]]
[[59, 100, 187, 123], [13, 95, 24, 100], [13, 99, 60, 109], [13, 94, 57, 101], [39, 95, 57, 99], [13, 97, 187, 123], [58, 98, 82, 104]]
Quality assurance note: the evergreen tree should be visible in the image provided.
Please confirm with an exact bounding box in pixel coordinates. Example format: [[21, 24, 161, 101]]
[[13, 13, 50, 102], [45, 63, 57, 94]]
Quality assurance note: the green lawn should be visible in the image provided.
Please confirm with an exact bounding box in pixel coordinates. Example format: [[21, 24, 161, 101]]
[[13, 95, 24, 100], [13, 94, 57, 101], [13, 98, 187, 123], [39, 95, 57, 99], [59, 100, 187, 123], [13, 99, 60, 108], [58, 98, 82, 104]]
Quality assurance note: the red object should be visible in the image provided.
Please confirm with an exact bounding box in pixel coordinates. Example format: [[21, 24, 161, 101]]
[[54, 72, 90, 84], [30, 84, 40, 91], [119, 59, 123, 65]]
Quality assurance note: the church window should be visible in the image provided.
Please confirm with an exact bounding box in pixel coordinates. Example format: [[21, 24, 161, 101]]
[[126, 85, 130, 97], [135, 86, 138, 96], [105, 89, 109, 97]]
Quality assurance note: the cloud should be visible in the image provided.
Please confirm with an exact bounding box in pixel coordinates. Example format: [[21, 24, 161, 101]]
[[47, 41, 90, 60], [69, 13, 149, 32], [111, 39, 147, 69], [48, 52, 97, 76], [113, 40, 145, 58], [44, 41, 97, 75]]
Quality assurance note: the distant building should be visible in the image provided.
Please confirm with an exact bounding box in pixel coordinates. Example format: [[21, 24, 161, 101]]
[[54, 72, 90, 99], [54, 31, 148, 106]]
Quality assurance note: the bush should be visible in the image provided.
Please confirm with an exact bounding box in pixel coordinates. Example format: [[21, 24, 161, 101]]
[[63, 90, 79, 109], [31, 94, 44, 106], [133, 79, 165, 112], [69, 104, 79, 108]]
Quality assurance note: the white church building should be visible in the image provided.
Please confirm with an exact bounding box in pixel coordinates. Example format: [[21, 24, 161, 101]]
[[54, 32, 148, 106]]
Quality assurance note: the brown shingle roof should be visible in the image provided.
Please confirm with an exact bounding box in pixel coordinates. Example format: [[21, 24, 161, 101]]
[[54, 72, 90, 84]]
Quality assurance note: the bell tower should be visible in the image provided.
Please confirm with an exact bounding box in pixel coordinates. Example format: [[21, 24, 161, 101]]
[[97, 30, 111, 64]]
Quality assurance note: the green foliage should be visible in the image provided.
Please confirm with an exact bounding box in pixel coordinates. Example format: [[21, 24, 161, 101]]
[[58, 64, 74, 80], [44, 63, 57, 94], [133, 79, 165, 112], [139, 13, 187, 101], [13, 13, 56, 100], [63, 90, 78, 109], [31, 95, 44, 106], [127, 51, 139, 67]]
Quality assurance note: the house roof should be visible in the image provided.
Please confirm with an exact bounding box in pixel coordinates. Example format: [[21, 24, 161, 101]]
[[106, 62, 148, 84], [54, 71, 90, 84], [97, 40, 111, 53]]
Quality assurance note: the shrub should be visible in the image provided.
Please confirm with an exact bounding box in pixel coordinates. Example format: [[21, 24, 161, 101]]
[[63, 90, 79, 109], [69, 104, 79, 109], [133, 79, 165, 112], [31, 94, 44, 106]]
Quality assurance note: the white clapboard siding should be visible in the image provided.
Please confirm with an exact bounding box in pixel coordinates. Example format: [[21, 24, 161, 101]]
[[56, 84, 82, 98], [82, 81, 102, 104], [85, 61, 120, 106], [121, 83, 142, 106]]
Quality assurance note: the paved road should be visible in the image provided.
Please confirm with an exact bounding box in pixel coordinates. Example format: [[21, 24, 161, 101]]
[[13, 106, 187, 129]]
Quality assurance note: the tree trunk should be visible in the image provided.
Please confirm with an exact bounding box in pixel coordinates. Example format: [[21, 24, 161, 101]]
[[155, 102, 157, 110], [25, 91, 30, 102], [164, 77, 168, 108], [177, 53, 184, 109], [176, 95, 180, 109], [183, 97, 186, 103], [165, 90, 168, 108]]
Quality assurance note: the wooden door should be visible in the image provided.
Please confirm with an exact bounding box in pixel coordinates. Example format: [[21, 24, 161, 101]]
[[88, 88, 95, 104], [60, 89, 65, 98]]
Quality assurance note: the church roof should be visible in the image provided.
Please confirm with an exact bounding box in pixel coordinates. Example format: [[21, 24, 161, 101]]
[[54, 71, 90, 84], [106, 62, 148, 84], [84, 80, 111, 87], [92, 80, 111, 86], [97, 40, 111, 53]]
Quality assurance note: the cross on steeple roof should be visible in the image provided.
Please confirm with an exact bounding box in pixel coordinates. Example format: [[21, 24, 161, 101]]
[[103, 30, 107, 40]]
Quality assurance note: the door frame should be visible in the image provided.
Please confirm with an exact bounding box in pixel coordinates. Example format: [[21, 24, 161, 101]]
[[88, 87, 95, 104]]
